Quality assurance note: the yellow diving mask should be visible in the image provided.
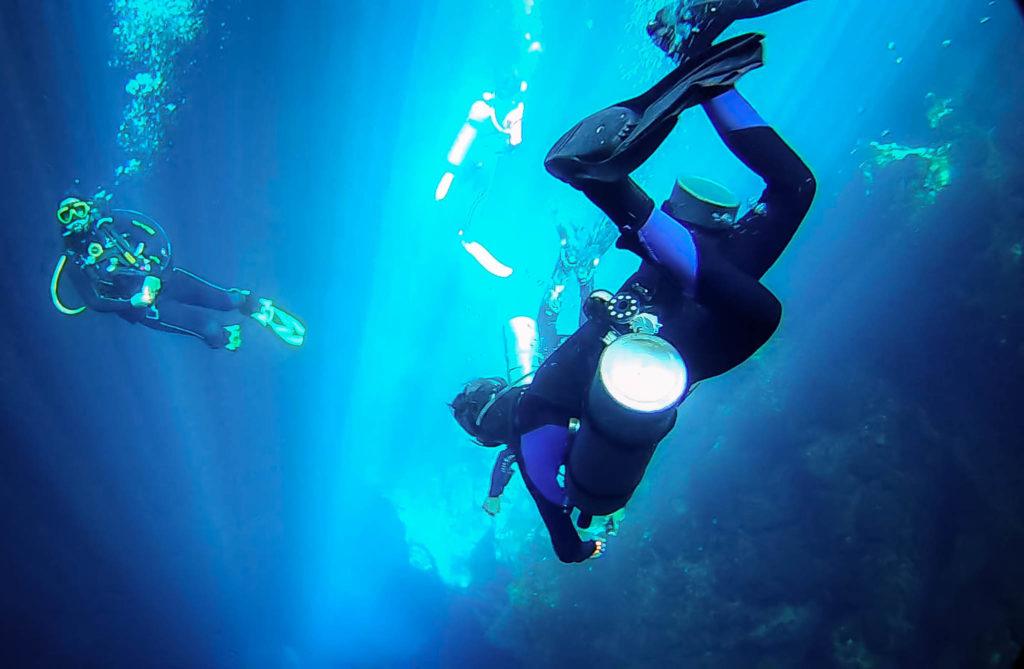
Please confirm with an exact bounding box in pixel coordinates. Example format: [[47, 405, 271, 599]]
[[56, 198, 93, 231]]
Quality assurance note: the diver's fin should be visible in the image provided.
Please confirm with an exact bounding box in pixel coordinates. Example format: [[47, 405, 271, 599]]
[[224, 324, 242, 352], [544, 32, 764, 185], [250, 298, 306, 347]]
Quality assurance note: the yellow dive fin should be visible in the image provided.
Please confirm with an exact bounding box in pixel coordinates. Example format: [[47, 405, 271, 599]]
[[460, 239, 514, 278]]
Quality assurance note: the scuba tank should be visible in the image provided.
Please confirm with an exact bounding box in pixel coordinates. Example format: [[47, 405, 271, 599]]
[[503, 316, 540, 382], [565, 286, 689, 516]]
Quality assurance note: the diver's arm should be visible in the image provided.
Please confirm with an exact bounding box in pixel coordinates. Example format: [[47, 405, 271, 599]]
[[488, 448, 517, 498], [517, 422, 600, 563], [488, 108, 507, 135], [537, 242, 573, 360], [528, 490, 599, 563], [64, 262, 134, 312]]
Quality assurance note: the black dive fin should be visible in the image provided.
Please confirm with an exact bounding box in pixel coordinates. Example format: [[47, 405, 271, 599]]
[[545, 32, 765, 185]]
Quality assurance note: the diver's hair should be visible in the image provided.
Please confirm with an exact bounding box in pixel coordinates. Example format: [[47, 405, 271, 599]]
[[450, 376, 508, 447]]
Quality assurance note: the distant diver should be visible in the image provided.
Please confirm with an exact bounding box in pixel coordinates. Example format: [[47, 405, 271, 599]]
[[434, 13, 542, 204], [444, 77, 529, 278], [451, 0, 814, 563], [537, 215, 618, 360], [438, 7, 543, 277], [478, 214, 616, 528], [50, 195, 306, 351]]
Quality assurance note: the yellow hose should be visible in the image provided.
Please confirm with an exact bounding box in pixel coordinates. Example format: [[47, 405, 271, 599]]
[[50, 255, 86, 315]]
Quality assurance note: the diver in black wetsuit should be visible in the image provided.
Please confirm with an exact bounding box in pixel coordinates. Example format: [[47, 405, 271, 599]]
[[451, 0, 814, 563], [51, 196, 306, 351]]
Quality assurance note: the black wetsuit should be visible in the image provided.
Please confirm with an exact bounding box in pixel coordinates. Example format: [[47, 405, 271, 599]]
[[535, 123, 816, 407], [494, 97, 815, 563], [488, 448, 517, 498], [63, 211, 253, 348]]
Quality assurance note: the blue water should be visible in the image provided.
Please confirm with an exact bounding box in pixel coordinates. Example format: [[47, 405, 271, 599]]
[[2, 1, 1023, 666]]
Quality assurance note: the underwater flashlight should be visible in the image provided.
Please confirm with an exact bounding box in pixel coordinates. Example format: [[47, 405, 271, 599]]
[[597, 333, 687, 413]]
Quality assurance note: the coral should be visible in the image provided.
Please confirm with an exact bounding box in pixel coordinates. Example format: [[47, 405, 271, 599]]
[[862, 140, 953, 205]]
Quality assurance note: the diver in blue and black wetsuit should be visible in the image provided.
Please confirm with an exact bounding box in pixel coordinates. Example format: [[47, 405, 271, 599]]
[[51, 196, 306, 351], [452, 0, 815, 563]]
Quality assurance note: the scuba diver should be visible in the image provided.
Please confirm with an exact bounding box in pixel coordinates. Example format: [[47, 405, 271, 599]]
[[434, 11, 542, 204], [451, 0, 814, 563], [537, 214, 618, 360], [440, 77, 529, 279], [51, 195, 306, 351], [437, 9, 544, 278], [480, 214, 616, 520]]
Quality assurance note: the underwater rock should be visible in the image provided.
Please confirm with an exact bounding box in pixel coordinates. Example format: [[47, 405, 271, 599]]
[[745, 603, 821, 649], [926, 92, 954, 129], [862, 140, 952, 205]]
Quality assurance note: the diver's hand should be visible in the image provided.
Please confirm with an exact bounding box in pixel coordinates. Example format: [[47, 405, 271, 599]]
[[589, 539, 606, 560], [482, 496, 502, 516]]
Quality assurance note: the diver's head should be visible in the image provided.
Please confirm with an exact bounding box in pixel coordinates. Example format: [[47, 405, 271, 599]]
[[662, 176, 740, 230], [56, 196, 94, 235], [450, 377, 509, 447]]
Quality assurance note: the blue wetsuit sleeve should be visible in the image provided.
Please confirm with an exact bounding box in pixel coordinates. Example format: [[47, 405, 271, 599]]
[[488, 448, 517, 497]]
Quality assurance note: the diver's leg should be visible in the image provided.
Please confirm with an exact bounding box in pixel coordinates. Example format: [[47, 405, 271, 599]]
[[702, 89, 816, 278], [537, 245, 574, 360], [577, 178, 661, 266], [161, 267, 255, 313], [162, 268, 304, 347], [138, 302, 237, 349], [537, 300, 561, 362], [633, 207, 781, 345], [584, 183, 779, 375], [577, 155, 778, 331], [686, 240, 782, 377]]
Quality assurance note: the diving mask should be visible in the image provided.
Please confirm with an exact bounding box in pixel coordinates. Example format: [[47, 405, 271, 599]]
[[57, 198, 93, 233]]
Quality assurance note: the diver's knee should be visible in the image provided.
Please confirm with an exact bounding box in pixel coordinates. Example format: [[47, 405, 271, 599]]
[[755, 294, 783, 343], [778, 160, 816, 215], [794, 170, 817, 213], [766, 149, 815, 217]]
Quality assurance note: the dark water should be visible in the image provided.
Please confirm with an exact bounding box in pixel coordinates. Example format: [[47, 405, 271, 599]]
[[1, 1, 1023, 667]]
